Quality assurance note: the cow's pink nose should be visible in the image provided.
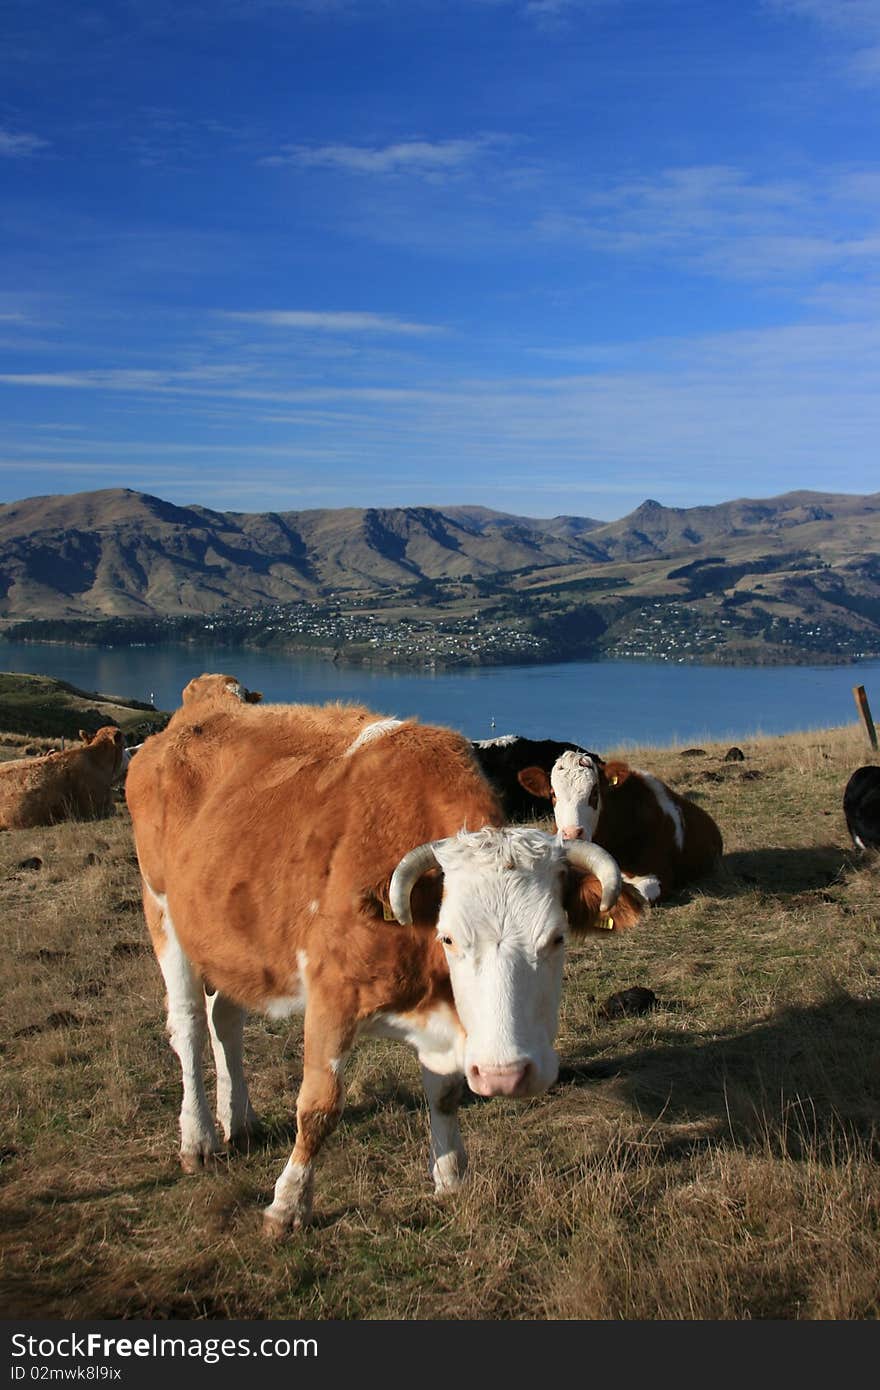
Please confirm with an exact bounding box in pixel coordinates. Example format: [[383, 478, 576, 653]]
[[561, 825, 585, 840], [467, 1062, 531, 1098]]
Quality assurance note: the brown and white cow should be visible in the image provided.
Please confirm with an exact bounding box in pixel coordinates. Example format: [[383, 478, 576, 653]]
[[125, 688, 644, 1236], [0, 725, 126, 831], [520, 752, 722, 901]]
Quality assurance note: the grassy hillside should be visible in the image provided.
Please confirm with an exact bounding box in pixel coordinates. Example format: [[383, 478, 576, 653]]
[[1, 721, 879, 1319], [0, 672, 166, 743]]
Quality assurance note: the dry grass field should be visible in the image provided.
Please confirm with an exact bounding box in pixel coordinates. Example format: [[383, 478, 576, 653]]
[[1, 721, 879, 1321]]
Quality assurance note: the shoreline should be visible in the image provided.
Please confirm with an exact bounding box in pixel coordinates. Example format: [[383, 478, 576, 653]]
[[0, 630, 872, 673]]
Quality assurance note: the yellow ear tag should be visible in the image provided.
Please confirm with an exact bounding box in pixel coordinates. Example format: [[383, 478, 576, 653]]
[[382, 902, 396, 922], [602, 915, 615, 931], [610, 775, 619, 786]]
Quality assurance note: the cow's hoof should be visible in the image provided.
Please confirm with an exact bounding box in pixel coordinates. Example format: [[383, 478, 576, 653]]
[[227, 1116, 264, 1153], [262, 1202, 312, 1238], [262, 1210, 288, 1240], [432, 1155, 467, 1193], [179, 1142, 221, 1173]]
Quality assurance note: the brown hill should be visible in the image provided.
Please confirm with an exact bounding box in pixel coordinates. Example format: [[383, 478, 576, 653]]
[[1, 486, 880, 630], [0, 489, 608, 619]]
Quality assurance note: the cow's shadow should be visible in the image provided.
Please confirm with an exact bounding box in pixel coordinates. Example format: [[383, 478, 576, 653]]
[[558, 993, 880, 1161], [673, 842, 860, 904]]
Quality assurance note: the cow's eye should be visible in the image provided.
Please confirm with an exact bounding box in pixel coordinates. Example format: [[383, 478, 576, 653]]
[[440, 935, 454, 947], [541, 932, 566, 953]]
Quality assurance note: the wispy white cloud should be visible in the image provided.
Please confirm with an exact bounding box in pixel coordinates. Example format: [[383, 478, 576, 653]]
[[766, 1, 880, 34], [4, 312, 880, 513], [766, 0, 880, 82], [220, 309, 443, 335], [0, 366, 254, 392], [262, 136, 501, 177], [0, 128, 49, 157], [534, 162, 880, 284]]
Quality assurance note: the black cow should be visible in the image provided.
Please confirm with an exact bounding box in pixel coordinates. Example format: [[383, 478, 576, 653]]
[[843, 765, 880, 850], [471, 734, 594, 823]]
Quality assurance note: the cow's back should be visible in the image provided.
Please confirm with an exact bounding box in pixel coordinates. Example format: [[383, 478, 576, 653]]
[[844, 766, 880, 848], [676, 793, 723, 882], [126, 701, 502, 1010], [0, 757, 60, 829], [596, 764, 722, 891], [0, 744, 115, 829]]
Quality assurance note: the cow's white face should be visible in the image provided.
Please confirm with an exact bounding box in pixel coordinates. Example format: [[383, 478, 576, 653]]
[[430, 827, 573, 1099], [551, 751, 603, 842]]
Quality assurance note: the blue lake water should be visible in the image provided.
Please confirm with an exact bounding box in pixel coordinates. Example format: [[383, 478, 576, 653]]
[[1, 638, 877, 750]]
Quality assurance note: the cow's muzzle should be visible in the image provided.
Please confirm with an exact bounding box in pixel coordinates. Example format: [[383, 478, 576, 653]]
[[467, 1060, 534, 1098]]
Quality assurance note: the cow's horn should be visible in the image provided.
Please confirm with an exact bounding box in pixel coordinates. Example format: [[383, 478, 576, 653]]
[[563, 840, 622, 912], [388, 842, 442, 925]]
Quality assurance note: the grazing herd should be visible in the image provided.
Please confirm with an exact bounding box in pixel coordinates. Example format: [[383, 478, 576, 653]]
[[4, 672, 879, 1235]]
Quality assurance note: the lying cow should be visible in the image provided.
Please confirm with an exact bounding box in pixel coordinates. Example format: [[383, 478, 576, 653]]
[[471, 734, 595, 823], [843, 765, 880, 850], [0, 726, 126, 831], [519, 751, 722, 900], [126, 692, 644, 1236]]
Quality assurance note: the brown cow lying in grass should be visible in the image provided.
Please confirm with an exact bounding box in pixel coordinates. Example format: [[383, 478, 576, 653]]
[[0, 726, 126, 830]]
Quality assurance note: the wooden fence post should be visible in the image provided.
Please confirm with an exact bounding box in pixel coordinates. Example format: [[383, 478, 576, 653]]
[[853, 684, 878, 750]]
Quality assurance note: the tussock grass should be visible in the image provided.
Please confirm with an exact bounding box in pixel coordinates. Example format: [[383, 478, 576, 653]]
[[1, 724, 879, 1320]]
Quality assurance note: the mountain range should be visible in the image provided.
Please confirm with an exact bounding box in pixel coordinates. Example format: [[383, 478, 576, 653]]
[[2, 487, 880, 666], [0, 486, 878, 620]]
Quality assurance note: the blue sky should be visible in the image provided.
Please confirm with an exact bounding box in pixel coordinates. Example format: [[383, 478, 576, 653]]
[[2, 0, 880, 521]]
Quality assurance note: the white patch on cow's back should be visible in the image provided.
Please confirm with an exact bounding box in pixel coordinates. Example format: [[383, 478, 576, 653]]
[[345, 718, 404, 756], [635, 770, 685, 850], [264, 948, 309, 1019], [473, 733, 518, 748]]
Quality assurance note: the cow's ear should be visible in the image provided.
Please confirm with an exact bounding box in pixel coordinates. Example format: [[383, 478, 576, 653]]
[[366, 868, 443, 928], [603, 760, 631, 789], [245, 689, 263, 703], [517, 765, 552, 799], [563, 867, 645, 935], [79, 729, 92, 744]]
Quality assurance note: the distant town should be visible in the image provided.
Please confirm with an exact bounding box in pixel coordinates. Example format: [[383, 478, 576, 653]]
[[8, 590, 878, 670]]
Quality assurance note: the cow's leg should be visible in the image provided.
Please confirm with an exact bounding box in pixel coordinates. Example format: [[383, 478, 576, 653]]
[[144, 884, 220, 1172], [420, 1064, 467, 1192], [623, 872, 662, 903], [206, 990, 259, 1145], [262, 1010, 353, 1238]]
